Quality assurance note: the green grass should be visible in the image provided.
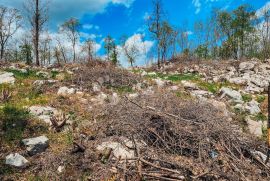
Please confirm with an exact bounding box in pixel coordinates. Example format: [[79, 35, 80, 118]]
[[51, 70, 60, 79], [0, 104, 30, 143], [5, 68, 40, 80], [252, 113, 267, 121], [242, 94, 252, 102], [198, 82, 219, 94], [147, 72, 201, 82]]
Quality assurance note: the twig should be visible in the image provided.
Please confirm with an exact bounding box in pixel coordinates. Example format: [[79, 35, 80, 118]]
[[143, 173, 185, 181]]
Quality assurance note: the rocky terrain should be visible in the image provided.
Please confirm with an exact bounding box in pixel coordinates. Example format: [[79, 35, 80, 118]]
[[1, 59, 270, 180]]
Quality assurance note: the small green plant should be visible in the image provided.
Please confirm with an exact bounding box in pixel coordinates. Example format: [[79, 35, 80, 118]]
[[51, 70, 60, 79], [198, 82, 219, 94], [0, 105, 30, 143], [5, 69, 38, 80], [256, 95, 266, 103], [242, 94, 252, 102], [252, 113, 267, 121]]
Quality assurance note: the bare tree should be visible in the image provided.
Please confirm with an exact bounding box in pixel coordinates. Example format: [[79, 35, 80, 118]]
[[60, 18, 80, 63], [0, 6, 21, 60], [159, 21, 174, 63], [40, 32, 51, 65], [262, 8, 270, 59], [148, 0, 165, 68], [55, 38, 67, 63], [121, 35, 140, 67], [24, 0, 49, 66], [82, 38, 95, 62]]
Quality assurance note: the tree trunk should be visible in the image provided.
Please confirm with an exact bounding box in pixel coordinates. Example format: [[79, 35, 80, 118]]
[[0, 45, 4, 60], [35, 0, 40, 66]]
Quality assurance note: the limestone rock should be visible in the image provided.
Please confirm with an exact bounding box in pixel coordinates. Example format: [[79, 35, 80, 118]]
[[239, 62, 256, 72], [220, 87, 242, 102], [244, 100, 261, 115], [57, 86, 76, 96], [0, 72, 15, 84], [29, 106, 58, 124], [5, 153, 29, 167], [22, 136, 49, 156]]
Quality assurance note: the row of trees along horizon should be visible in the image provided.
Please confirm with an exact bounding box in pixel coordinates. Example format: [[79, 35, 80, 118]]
[[0, 0, 269, 68]]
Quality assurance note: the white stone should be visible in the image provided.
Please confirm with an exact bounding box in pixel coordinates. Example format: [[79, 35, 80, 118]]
[[169, 85, 179, 91], [0, 72, 15, 84], [244, 100, 261, 115], [128, 93, 139, 99], [57, 166, 65, 173], [29, 106, 58, 124], [5, 153, 29, 167], [228, 77, 247, 85], [220, 87, 242, 102], [181, 80, 198, 90], [57, 87, 76, 96], [92, 83, 101, 92], [246, 117, 265, 137], [239, 62, 256, 72], [207, 99, 229, 117], [110, 93, 119, 105], [96, 139, 143, 159], [22, 136, 49, 156], [154, 78, 165, 88], [190, 90, 212, 98]]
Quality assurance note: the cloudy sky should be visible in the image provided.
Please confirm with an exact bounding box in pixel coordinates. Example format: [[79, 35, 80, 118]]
[[0, 0, 269, 66]]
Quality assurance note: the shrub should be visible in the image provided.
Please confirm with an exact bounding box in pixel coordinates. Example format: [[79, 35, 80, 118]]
[[0, 105, 30, 143]]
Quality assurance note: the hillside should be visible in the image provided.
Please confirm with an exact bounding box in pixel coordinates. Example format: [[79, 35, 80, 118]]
[[1, 59, 270, 180]]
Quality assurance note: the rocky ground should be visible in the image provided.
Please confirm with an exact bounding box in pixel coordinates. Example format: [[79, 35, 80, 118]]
[[0, 59, 270, 180]]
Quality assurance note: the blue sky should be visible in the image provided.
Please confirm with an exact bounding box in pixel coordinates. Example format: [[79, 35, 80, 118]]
[[1, 0, 269, 66]]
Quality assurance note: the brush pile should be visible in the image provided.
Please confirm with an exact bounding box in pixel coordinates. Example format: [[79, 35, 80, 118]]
[[89, 92, 270, 180]]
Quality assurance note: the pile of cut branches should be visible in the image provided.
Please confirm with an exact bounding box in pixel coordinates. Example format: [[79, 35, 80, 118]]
[[90, 92, 269, 180]]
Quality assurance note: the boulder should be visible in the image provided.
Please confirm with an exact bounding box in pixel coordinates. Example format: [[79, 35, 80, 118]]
[[207, 99, 229, 117], [22, 136, 49, 156], [244, 100, 261, 115], [57, 86, 76, 96], [181, 81, 198, 90], [29, 106, 58, 124], [220, 87, 242, 102], [250, 75, 269, 89], [239, 62, 256, 72], [246, 117, 265, 137], [245, 83, 264, 94], [5, 153, 29, 168], [0, 72, 15, 84], [228, 77, 247, 85]]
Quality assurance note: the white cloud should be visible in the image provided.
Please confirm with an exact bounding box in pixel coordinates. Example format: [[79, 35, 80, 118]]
[[256, 1, 270, 18], [192, 0, 201, 14], [0, 0, 135, 30], [118, 34, 154, 67]]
